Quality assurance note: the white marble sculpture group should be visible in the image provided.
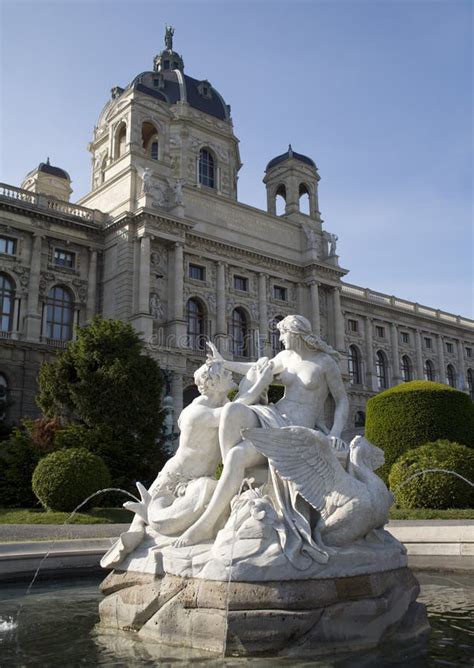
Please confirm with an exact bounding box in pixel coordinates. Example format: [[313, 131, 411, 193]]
[[101, 314, 405, 581]]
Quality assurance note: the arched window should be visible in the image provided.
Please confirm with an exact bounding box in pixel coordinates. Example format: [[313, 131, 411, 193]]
[[142, 122, 159, 160], [299, 183, 310, 215], [114, 122, 127, 159], [199, 148, 215, 188], [231, 308, 249, 357], [401, 355, 412, 382], [354, 411, 366, 428], [270, 315, 284, 357], [424, 359, 435, 382], [375, 350, 388, 390], [46, 286, 74, 341], [467, 369, 474, 401], [275, 184, 286, 216], [447, 364, 456, 388], [0, 274, 14, 332], [348, 345, 362, 385], [186, 298, 205, 350]]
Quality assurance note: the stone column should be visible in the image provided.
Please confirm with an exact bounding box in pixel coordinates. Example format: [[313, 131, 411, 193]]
[[216, 262, 226, 335], [415, 329, 424, 379], [138, 236, 151, 314], [173, 243, 184, 321], [390, 323, 401, 385], [332, 286, 345, 351], [25, 233, 43, 341], [11, 297, 20, 339], [365, 316, 375, 391], [437, 334, 445, 384], [171, 372, 183, 434], [309, 281, 320, 337], [297, 283, 307, 317], [216, 261, 229, 354], [258, 273, 268, 345], [86, 249, 98, 322], [457, 339, 466, 390]]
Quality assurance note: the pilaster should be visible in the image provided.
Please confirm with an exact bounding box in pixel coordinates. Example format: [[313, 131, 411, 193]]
[[332, 286, 345, 351], [86, 249, 98, 322], [437, 334, 445, 384], [415, 329, 424, 379], [390, 323, 401, 385], [365, 316, 376, 391], [25, 233, 43, 341], [457, 339, 466, 391], [309, 281, 321, 337]]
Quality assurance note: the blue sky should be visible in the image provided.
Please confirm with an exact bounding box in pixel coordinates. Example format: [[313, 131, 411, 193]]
[[1, 0, 472, 316]]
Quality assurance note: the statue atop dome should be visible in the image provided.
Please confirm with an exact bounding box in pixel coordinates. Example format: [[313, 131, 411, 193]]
[[164, 25, 174, 51]]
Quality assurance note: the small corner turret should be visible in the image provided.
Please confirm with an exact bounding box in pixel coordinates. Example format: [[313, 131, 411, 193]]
[[263, 145, 321, 222], [21, 157, 72, 201]]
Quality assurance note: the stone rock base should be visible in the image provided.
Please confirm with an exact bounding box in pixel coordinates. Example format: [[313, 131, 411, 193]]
[[99, 567, 429, 656]]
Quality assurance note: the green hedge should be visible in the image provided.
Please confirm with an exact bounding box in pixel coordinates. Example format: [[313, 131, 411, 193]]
[[389, 440, 474, 509], [366, 380, 474, 482], [32, 447, 111, 512], [0, 428, 40, 507]]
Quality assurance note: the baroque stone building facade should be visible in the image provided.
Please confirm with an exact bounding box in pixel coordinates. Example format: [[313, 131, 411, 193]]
[[0, 33, 473, 437]]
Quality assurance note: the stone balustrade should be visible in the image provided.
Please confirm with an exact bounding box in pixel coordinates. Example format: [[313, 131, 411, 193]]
[[0, 183, 104, 224], [342, 282, 474, 330]]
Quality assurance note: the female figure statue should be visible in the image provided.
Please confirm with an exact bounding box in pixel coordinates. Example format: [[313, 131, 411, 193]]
[[176, 315, 349, 550]]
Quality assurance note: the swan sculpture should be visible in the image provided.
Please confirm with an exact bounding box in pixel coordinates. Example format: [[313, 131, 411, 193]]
[[242, 428, 394, 547]]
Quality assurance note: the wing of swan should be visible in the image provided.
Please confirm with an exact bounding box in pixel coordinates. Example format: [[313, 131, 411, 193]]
[[242, 426, 362, 515]]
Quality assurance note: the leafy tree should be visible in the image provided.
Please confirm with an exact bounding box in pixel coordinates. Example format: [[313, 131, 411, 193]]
[[36, 317, 166, 490]]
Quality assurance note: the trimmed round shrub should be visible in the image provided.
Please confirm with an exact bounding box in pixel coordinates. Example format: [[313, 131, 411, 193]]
[[389, 440, 474, 509], [366, 380, 474, 482], [32, 447, 111, 512]]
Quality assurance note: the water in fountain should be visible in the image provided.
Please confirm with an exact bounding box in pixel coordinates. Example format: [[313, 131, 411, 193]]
[[25, 487, 140, 596], [1, 487, 140, 644]]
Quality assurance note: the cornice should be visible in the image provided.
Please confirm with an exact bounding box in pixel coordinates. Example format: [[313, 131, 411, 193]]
[[0, 198, 102, 237]]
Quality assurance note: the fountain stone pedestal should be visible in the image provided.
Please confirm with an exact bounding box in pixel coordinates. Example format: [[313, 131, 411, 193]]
[[99, 567, 429, 656]]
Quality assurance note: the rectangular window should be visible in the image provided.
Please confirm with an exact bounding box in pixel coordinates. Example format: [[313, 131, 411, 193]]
[[375, 326, 385, 338], [348, 319, 358, 332], [54, 248, 75, 268], [189, 264, 205, 281], [424, 337, 432, 349], [0, 236, 16, 255], [401, 332, 410, 344], [467, 347, 472, 358], [274, 286, 287, 301], [446, 342, 453, 354], [234, 275, 248, 292]]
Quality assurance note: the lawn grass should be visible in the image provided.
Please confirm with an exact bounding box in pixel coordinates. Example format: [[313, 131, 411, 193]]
[[0, 507, 131, 524], [1, 506, 472, 523], [389, 508, 474, 520]]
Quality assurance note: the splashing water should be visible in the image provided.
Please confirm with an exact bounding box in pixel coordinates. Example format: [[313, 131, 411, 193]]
[[0, 617, 17, 633], [393, 469, 474, 494], [25, 487, 139, 597], [222, 477, 252, 659]]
